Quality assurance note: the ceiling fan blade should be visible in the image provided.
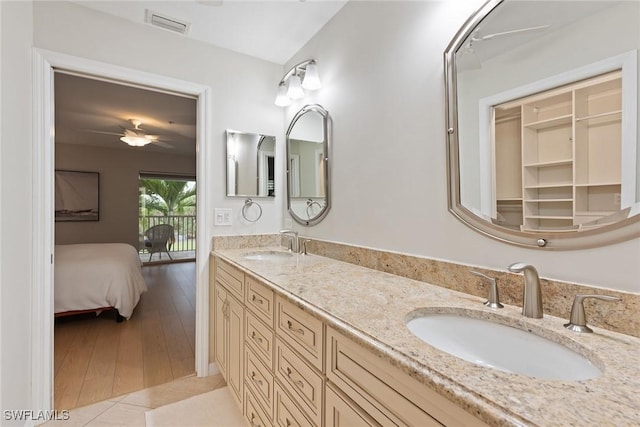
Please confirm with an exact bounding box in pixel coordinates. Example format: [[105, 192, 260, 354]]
[[474, 25, 550, 41], [152, 140, 174, 149], [79, 129, 123, 136]]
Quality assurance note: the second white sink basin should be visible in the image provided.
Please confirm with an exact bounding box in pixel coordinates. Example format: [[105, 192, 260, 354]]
[[406, 313, 601, 381], [243, 250, 294, 261]]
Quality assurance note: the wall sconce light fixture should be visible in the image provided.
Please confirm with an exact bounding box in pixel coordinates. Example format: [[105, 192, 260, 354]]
[[275, 59, 322, 107]]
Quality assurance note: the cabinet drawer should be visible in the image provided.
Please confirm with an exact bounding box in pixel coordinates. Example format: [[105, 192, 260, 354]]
[[275, 338, 324, 426], [245, 311, 274, 369], [245, 346, 274, 420], [276, 297, 324, 371], [245, 388, 271, 427], [245, 275, 275, 327], [274, 383, 317, 427], [215, 257, 244, 299], [326, 327, 488, 427], [326, 383, 382, 427]]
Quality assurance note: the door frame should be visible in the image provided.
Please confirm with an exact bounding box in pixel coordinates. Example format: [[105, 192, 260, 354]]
[[32, 48, 212, 412]]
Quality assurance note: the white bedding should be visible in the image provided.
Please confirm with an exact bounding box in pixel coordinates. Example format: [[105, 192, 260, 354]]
[[54, 243, 148, 319]]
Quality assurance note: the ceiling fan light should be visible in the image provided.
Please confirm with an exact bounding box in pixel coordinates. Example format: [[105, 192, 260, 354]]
[[286, 74, 305, 99], [121, 135, 152, 147], [275, 82, 292, 107], [302, 61, 322, 90]]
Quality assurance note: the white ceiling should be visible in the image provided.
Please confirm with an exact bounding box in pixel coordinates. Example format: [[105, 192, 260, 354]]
[[55, 73, 198, 155], [71, 0, 348, 65]]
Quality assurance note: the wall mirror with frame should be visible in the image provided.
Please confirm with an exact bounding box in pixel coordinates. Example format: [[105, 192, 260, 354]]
[[445, 0, 640, 249], [226, 130, 276, 198], [286, 104, 331, 226]]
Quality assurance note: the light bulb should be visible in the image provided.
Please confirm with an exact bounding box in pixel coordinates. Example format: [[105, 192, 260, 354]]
[[275, 82, 291, 107], [302, 61, 322, 90], [121, 136, 152, 147], [286, 74, 305, 99]]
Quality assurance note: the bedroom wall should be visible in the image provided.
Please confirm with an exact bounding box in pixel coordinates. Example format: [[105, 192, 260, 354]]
[[55, 143, 196, 248]]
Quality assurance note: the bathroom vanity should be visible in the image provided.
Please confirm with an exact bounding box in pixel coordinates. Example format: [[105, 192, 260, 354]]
[[210, 247, 640, 427]]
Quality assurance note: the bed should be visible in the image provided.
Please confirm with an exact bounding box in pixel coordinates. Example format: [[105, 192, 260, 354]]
[[54, 243, 148, 320]]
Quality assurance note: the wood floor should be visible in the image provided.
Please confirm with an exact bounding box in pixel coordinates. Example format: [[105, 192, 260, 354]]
[[54, 261, 196, 410]]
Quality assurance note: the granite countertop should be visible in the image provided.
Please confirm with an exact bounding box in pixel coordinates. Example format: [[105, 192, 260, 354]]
[[213, 247, 640, 427]]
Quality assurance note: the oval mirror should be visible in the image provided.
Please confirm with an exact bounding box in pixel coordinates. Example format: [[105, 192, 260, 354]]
[[286, 104, 331, 225], [445, 0, 640, 249], [226, 130, 276, 197]]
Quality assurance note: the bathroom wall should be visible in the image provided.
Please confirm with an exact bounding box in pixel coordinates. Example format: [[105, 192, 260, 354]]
[[34, 1, 285, 237], [282, 0, 640, 293], [2, 0, 284, 419], [1, 1, 33, 421]]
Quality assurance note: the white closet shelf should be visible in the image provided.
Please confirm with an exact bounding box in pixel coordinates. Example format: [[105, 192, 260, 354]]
[[575, 210, 617, 217], [523, 159, 573, 168], [524, 215, 573, 220], [575, 110, 621, 124], [575, 182, 621, 187], [524, 183, 573, 189], [524, 199, 573, 203], [523, 114, 572, 130]]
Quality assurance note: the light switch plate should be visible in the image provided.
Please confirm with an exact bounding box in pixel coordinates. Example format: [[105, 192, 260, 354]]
[[215, 208, 233, 226]]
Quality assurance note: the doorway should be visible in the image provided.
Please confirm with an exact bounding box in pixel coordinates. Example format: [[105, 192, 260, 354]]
[[33, 49, 212, 412]]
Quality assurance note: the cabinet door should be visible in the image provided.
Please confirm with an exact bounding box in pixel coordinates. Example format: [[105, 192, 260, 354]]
[[213, 283, 228, 377], [326, 384, 381, 427], [227, 294, 244, 406]]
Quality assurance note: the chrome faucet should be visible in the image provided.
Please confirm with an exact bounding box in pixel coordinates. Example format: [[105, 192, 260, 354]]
[[280, 229, 299, 253], [507, 262, 543, 318]]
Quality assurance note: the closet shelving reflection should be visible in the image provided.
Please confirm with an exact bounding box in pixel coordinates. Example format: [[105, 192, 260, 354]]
[[493, 70, 623, 232]]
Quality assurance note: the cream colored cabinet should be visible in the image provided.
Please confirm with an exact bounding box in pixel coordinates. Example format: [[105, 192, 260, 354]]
[[214, 282, 244, 406], [325, 384, 381, 427], [274, 296, 325, 426], [326, 326, 490, 427], [493, 70, 625, 231], [244, 274, 277, 424], [211, 255, 490, 427], [212, 258, 245, 407]]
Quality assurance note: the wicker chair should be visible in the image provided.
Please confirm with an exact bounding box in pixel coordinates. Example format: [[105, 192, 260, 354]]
[[143, 224, 174, 262]]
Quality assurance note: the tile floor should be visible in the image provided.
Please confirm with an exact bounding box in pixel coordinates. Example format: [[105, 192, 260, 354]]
[[42, 374, 228, 427]]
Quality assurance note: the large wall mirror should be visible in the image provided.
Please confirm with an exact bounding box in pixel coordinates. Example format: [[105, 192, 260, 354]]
[[286, 104, 331, 225], [226, 130, 276, 197], [445, 0, 640, 249]]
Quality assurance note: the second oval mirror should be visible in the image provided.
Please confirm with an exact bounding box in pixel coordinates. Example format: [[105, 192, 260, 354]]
[[286, 104, 331, 225]]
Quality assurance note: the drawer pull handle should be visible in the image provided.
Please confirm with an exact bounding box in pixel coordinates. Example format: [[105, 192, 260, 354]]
[[250, 371, 264, 386], [285, 367, 305, 389], [251, 294, 265, 305], [249, 414, 261, 427], [286, 320, 304, 335], [250, 331, 264, 343], [285, 418, 292, 427]]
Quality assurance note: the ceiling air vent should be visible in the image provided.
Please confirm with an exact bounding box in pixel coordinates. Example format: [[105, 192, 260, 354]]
[[145, 10, 191, 35]]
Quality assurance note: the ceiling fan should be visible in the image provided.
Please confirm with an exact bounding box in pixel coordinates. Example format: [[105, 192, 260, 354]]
[[84, 119, 173, 148], [469, 25, 550, 43], [458, 24, 550, 70]]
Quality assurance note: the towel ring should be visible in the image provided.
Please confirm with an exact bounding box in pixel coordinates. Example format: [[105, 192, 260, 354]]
[[306, 199, 323, 219], [242, 198, 262, 223]]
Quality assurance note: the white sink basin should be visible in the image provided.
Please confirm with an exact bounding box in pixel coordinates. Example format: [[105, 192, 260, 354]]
[[406, 313, 601, 381], [243, 250, 294, 261]]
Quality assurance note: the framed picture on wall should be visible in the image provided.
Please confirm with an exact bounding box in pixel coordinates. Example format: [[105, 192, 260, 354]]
[[55, 170, 100, 222]]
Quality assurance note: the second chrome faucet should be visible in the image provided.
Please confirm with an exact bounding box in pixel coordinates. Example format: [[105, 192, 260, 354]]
[[508, 262, 543, 318]]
